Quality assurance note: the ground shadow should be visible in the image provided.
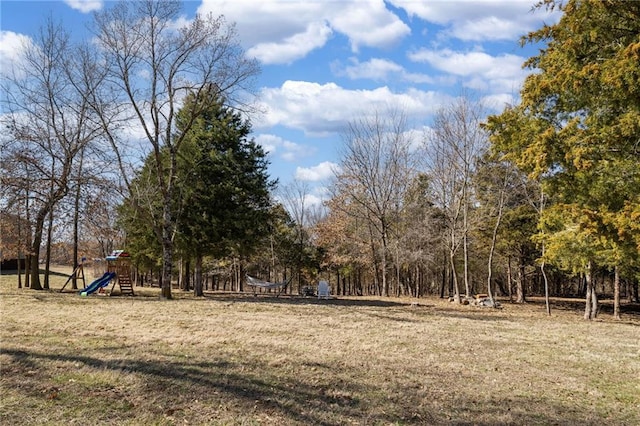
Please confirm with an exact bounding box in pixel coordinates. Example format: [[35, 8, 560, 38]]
[[201, 292, 414, 309], [1, 347, 398, 425], [3, 346, 631, 425]]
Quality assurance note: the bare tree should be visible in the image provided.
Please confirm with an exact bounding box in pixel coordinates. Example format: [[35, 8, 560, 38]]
[[0, 142, 31, 288], [315, 191, 369, 295], [91, 0, 260, 299], [333, 110, 417, 296], [425, 125, 464, 301], [474, 159, 516, 306], [399, 173, 443, 297], [1, 18, 106, 289], [424, 96, 488, 301], [278, 179, 314, 291]]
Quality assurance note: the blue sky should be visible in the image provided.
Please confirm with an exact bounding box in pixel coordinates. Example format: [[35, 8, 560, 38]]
[[1, 0, 560, 204]]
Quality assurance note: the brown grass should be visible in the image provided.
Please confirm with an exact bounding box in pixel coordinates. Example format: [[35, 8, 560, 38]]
[[1, 266, 639, 425]]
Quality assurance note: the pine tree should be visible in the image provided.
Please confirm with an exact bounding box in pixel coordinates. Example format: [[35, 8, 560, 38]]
[[174, 87, 275, 296]]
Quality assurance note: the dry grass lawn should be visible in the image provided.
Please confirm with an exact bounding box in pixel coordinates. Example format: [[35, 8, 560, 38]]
[[1, 266, 639, 425]]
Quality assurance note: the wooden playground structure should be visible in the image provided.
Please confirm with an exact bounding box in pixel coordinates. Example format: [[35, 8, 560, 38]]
[[106, 250, 134, 296], [60, 251, 134, 296]]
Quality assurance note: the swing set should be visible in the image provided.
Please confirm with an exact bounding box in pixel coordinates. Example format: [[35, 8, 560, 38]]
[[59, 258, 87, 292]]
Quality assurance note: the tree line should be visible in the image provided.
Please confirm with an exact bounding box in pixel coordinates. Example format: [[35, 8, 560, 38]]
[[1, 0, 638, 319]]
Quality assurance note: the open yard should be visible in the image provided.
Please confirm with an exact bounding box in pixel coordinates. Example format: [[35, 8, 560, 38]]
[[1, 268, 639, 425]]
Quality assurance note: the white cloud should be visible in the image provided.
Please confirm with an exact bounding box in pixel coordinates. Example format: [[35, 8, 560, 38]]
[[338, 57, 403, 81], [64, 0, 103, 13], [198, 0, 410, 63], [408, 48, 527, 94], [199, 0, 322, 46], [409, 49, 519, 77], [254, 133, 314, 162], [0, 31, 31, 76], [295, 161, 339, 182], [388, 0, 561, 42], [255, 80, 449, 136], [247, 21, 332, 65], [202, 0, 560, 53], [334, 57, 434, 84], [453, 16, 525, 42], [403, 71, 435, 84], [329, 0, 410, 51], [303, 193, 325, 207]]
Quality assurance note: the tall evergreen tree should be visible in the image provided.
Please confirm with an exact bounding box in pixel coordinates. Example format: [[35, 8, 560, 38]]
[[175, 87, 275, 296]]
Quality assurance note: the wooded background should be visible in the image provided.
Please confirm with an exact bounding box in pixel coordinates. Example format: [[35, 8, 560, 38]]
[[1, 0, 638, 320]]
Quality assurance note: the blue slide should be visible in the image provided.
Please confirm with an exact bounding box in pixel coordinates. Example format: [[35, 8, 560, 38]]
[[80, 272, 116, 295]]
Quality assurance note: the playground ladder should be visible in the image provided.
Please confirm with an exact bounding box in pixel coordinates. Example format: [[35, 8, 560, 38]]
[[117, 273, 135, 296]]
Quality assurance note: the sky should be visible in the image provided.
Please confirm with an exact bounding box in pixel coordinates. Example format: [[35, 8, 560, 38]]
[[0, 0, 560, 205]]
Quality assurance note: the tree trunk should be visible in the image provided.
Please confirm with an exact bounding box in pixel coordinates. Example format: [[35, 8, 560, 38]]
[[25, 253, 31, 288], [515, 257, 526, 303], [181, 258, 191, 291], [486, 240, 495, 304], [29, 254, 41, 290], [541, 242, 550, 315], [72, 149, 84, 290], [194, 255, 203, 297], [630, 281, 639, 303], [394, 244, 401, 297], [450, 250, 460, 303], [72, 191, 80, 290], [18, 184, 29, 289], [507, 256, 512, 301], [584, 262, 598, 320], [24, 188, 31, 289], [541, 259, 550, 316], [44, 209, 54, 290], [160, 200, 174, 299], [486, 212, 501, 306], [381, 228, 389, 297], [29, 209, 49, 290], [440, 250, 447, 298], [613, 265, 621, 320], [463, 223, 470, 297], [17, 249, 23, 289]]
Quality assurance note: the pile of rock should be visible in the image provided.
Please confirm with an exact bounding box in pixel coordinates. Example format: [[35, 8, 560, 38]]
[[476, 296, 501, 308], [448, 294, 502, 308]]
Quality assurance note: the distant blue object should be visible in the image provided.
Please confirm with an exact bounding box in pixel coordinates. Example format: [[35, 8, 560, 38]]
[[80, 272, 116, 295]]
